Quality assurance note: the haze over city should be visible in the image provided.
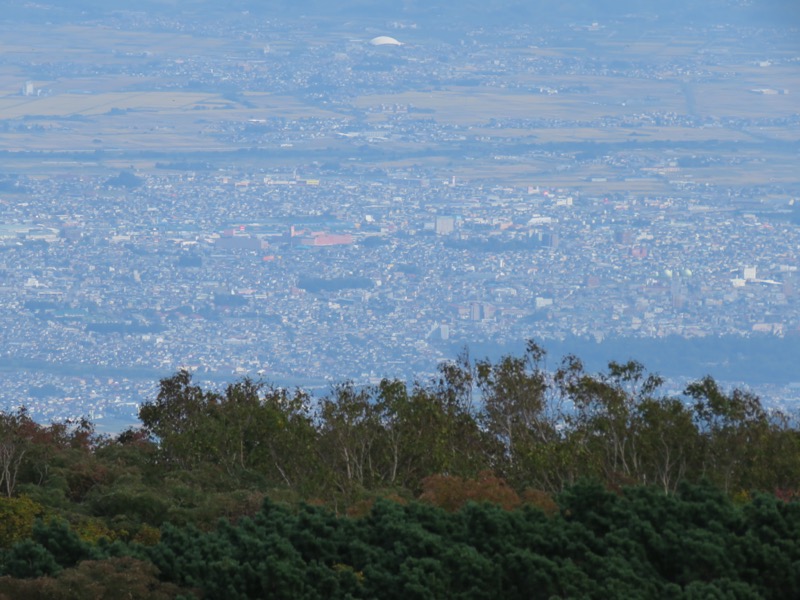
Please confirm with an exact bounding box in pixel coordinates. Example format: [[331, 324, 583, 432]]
[[0, 0, 798, 430]]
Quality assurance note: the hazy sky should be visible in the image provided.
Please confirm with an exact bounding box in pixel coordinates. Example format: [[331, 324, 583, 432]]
[[2, 0, 798, 27]]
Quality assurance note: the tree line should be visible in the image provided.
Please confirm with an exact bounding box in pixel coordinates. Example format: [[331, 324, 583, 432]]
[[2, 342, 800, 515], [136, 341, 800, 504], [0, 341, 799, 597]]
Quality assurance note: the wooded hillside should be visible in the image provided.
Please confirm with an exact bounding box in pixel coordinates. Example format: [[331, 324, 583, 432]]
[[1, 342, 799, 598]]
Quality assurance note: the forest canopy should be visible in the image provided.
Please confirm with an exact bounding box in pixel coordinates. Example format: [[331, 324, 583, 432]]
[[1, 342, 799, 598]]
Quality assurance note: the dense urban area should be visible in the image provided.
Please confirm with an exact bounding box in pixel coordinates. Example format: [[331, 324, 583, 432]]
[[0, 2, 798, 428]]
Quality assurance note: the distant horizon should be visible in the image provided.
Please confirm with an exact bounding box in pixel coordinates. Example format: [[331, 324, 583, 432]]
[[1, 0, 798, 26]]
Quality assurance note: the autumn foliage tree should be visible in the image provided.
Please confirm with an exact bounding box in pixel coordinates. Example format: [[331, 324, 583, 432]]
[[1, 341, 800, 559]]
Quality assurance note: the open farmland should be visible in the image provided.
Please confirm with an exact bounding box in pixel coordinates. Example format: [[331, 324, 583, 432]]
[[0, 13, 796, 188]]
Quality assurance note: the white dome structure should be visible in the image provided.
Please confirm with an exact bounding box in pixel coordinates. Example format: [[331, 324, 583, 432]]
[[370, 36, 403, 46]]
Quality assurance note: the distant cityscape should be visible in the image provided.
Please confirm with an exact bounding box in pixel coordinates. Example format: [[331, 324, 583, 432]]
[[0, 5, 798, 429], [2, 168, 799, 427]]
